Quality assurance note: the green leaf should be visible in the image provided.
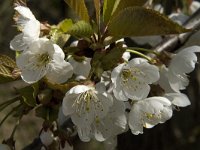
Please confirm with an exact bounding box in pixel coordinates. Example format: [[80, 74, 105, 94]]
[[67, 21, 94, 38], [94, 0, 101, 28], [0, 55, 18, 83], [18, 84, 38, 107], [112, 0, 148, 16], [103, 0, 116, 24], [103, 0, 147, 24], [64, 0, 90, 22], [107, 7, 190, 37], [58, 19, 73, 33], [92, 45, 126, 79], [101, 46, 126, 70], [50, 27, 70, 48]]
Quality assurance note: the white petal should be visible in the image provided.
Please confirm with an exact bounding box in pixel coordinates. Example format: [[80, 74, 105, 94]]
[[15, 6, 36, 20], [123, 79, 150, 100], [62, 94, 77, 116], [15, 6, 36, 27], [190, 1, 200, 14], [57, 106, 70, 126], [145, 97, 172, 107], [10, 33, 28, 51], [168, 72, 189, 92], [129, 58, 160, 83], [94, 100, 127, 141], [53, 44, 65, 60], [68, 85, 91, 95], [71, 112, 95, 128], [169, 13, 188, 25], [20, 67, 47, 84], [46, 61, 73, 84], [16, 51, 48, 83], [158, 65, 174, 93], [170, 46, 200, 74], [122, 52, 130, 61], [164, 93, 191, 107], [113, 81, 128, 101], [95, 82, 107, 93], [95, 93, 113, 118], [68, 57, 91, 78], [23, 20, 40, 39], [129, 104, 144, 135], [111, 63, 124, 84], [159, 107, 173, 123], [129, 97, 172, 135], [40, 129, 54, 146], [128, 57, 147, 66], [77, 126, 92, 142]]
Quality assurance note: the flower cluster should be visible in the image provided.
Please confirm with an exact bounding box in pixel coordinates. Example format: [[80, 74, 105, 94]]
[[5, 2, 200, 150], [10, 6, 73, 84]]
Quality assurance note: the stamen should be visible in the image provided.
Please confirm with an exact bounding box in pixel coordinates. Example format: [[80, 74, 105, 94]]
[[72, 90, 104, 119]]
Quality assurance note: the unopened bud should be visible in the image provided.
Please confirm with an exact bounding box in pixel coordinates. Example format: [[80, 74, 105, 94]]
[[38, 89, 52, 105]]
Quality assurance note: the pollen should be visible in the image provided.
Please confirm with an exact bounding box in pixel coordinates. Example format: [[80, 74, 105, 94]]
[[73, 90, 104, 116], [36, 53, 51, 67]]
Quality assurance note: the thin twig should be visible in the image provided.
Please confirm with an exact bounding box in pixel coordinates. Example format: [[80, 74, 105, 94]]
[[154, 8, 200, 53]]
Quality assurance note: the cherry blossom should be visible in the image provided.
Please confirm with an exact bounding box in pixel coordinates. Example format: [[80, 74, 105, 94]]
[[16, 38, 73, 84], [167, 46, 200, 92], [111, 58, 160, 101], [129, 97, 172, 135], [10, 6, 40, 51], [62, 84, 113, 141]]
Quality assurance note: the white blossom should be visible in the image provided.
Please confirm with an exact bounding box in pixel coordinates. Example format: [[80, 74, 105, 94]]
[[10, 6, 40, 51], [40, 129, 54, 146], [68, 57, 91, 79], [16, 38, 73, 84], [75, 98, 127, 142], [128, 97, 172, 135], [14, 6, 36, 27], [122, 52, 131, 61], [167, 46, 200, 92], [92, 99, 127, 141], [62, 84, 113, 141], [111, 58, 160, 101], [190, 1, 200, 14], [169, 13, 188, 25], [158, 65, 174, 93], [164, 93, 191, 107], [154, 4, 164, 13]]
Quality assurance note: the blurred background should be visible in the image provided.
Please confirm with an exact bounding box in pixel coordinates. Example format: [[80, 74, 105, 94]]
[[0, 0, 200, 149]]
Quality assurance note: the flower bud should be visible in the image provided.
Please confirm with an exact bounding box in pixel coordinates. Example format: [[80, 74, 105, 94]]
[[38, 89, 52, 105], [40, 129, 54, 146]]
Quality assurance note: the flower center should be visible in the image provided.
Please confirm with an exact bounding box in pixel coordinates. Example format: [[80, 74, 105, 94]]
[[36, 53, 51, 67], [121, 68, 137, 83], [73, 90, 103, 117]]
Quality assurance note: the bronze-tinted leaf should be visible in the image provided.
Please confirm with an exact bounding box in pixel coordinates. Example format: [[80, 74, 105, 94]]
[[108, 7, 190, 37], [64, 0, 90, 22]]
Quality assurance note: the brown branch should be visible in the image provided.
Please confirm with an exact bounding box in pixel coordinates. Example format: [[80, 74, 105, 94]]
[[154, 8, 200, 53]]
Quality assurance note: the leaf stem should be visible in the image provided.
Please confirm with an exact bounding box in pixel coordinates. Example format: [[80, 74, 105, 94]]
[[127, 47, 160, 55], [126, 49, 153, 62]]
